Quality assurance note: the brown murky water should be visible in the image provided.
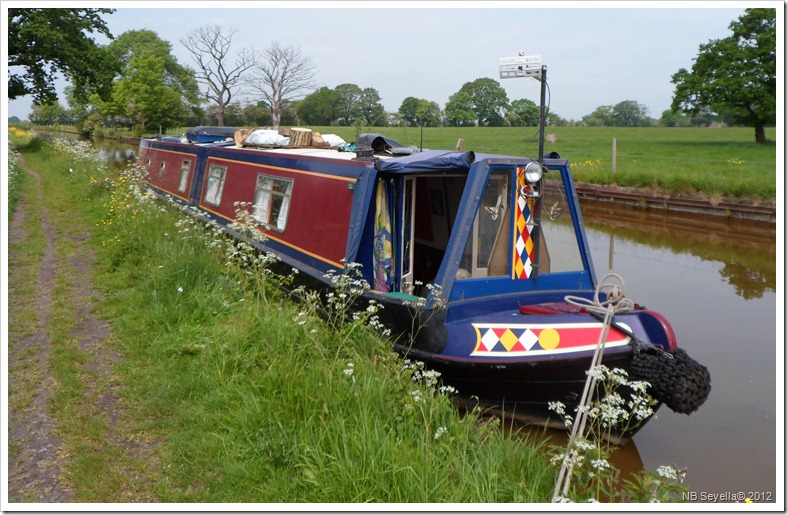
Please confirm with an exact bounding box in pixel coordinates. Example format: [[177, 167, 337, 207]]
[[579, 200, 778, 502]]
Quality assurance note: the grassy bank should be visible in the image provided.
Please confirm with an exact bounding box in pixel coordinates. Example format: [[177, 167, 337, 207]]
[[8, 132, 689, 504], [7, 127, 35, 217]]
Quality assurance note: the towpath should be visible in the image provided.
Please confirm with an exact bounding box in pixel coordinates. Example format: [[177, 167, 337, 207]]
[[7, 159, 151, 503]]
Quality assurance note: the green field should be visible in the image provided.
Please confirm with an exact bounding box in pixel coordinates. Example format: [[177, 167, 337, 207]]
[[16, 123, 778, 200], [303, 126, 777, 201]]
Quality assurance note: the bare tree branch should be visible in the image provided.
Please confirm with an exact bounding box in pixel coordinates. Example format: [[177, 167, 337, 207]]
[[180, 25, 255, 126], [247, 41, 317, 129]]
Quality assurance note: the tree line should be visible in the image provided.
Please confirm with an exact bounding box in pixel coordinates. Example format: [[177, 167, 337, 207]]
[[8, 8, 775, 142]]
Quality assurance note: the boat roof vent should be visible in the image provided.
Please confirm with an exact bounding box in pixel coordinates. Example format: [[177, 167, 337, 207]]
[[352, 147, 378, 161]]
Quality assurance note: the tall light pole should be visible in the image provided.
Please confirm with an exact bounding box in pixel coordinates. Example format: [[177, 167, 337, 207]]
[[499, 52, 546, 162], [499, 52, 546, 278]]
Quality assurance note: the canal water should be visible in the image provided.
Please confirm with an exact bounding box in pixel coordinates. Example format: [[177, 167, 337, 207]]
[[92, 138, 779, 502], [580, 201, 779, 502]]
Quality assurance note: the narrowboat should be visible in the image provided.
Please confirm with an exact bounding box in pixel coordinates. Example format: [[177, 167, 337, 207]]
[[137, 127, 710, 440]]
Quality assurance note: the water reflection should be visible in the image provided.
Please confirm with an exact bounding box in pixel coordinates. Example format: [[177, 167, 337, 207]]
[[91, 139, 138, 167], [513, 424, 646, 486], [580, 200, 777, 501], [580, 201, 776, 300]]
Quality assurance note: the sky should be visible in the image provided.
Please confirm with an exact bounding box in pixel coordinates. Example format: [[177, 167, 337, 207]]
[[2, 1, 778, 122]]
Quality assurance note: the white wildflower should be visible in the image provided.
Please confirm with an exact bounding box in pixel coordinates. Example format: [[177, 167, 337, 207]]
[[439, 385, 457, 395], [548, 401, 566, 416], [655, 465, 683, 481]]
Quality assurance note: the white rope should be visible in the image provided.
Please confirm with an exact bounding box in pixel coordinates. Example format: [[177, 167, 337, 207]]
[[551, 273, 633, 502]]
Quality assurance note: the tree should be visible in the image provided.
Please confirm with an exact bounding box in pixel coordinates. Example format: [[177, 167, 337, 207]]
[[8, 8, 115, 103], [506, 98, 540, 127], [95, 30, 200, 132], [444, 91, 477, 127], [582, 105, 615, 127], [546, 112, 568, 127], [398, 97, 441, 127], [180, 25, 255, 127], [30, 100, 66, 125], [243, 102, 272, 126], [107, 30, 199, 106], [612, 100, 651, 127], [297, 87, 338, 125], [671, 8, 776, 143], [333, 83, 364, 126], [248, 41, 317, 129], [454, 78, 510, 126], [109, 53, 188, 133], [660, 109, 691, 127], [358, 87, 387, 126]]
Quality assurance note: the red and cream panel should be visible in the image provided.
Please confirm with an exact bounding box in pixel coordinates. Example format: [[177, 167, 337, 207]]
[[198, 157, 357, 269], [471, 322, 632, 357], [140, 147, 197, 202]]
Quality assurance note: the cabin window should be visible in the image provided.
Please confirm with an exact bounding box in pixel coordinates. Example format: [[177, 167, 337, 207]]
[[204, 164, 227, 206], [158, 160, 166, 178], [538, 172, 585, 273], [253, 174, 293, 232], [178, 160, 190, 193], [146, 158, 151, 172]]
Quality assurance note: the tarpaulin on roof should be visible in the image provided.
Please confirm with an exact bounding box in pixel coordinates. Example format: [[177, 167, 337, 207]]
[[374, 150, 476, 173], [355, 133, 414, 156], [186, 126, 238, 138]]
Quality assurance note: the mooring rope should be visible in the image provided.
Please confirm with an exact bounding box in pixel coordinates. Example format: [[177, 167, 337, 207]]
[[551, 273, 634, 502]]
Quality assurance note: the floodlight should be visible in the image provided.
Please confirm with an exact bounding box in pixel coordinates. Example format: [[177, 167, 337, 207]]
[[524, 161, 543, 183]]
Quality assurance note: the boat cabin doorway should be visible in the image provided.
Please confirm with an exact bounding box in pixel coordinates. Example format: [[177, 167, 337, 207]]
[[394, 171, 512, 296], [399, 174, 467, 295]]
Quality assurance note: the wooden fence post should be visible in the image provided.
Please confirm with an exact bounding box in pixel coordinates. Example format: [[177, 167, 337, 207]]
[[612, 137, 617, 177]]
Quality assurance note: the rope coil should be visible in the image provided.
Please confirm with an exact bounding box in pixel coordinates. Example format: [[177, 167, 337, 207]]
[[564, 272, 634, 316]]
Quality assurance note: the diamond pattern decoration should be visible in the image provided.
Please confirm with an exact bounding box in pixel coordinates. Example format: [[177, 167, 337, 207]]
[[512, 168, 535, 279], [471, 322, 632, 357], [474, 327, 541, 353]]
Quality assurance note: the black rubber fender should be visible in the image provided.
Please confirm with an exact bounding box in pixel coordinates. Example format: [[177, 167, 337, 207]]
[[630, 347, 711, 415]]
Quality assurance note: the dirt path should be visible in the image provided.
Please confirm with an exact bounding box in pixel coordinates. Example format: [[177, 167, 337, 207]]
[[7, 162, 122, 503]]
